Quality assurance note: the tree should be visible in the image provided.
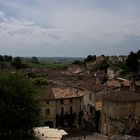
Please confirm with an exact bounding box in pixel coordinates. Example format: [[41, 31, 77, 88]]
[[126, 52, 139, 72], [84, 55, 96, 62], [4, 55, 13, 62], [31, 57, 39, 64], [11, 57, 23, 70], [97, 60, 110, 72], [0, 72, 40, 139], [0, 55, 4, 62], [137, 49, 140, 59], [72, 60, 85, 65], [33, 77, 48, 87]]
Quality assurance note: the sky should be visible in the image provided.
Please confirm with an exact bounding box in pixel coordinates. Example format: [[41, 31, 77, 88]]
[[0, 0, 140, 57]]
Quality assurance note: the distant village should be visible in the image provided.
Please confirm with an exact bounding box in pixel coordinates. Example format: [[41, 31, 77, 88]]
[[0, 50, 140, 140]]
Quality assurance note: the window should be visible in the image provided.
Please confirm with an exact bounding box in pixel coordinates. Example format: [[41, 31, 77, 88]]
[[70, 106, 73, 114], [46, 109, 50, 115], [70, 98, 73, 103], [79, 105, 81, 111], [89, 93, 92, 101], [46, 101, 49, 104], [61, 107, 64, 115], [104, 113, 106, 123], [60, 100, 64, 104]]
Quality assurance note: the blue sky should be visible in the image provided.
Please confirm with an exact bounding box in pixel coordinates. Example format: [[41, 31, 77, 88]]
[[0, 0, 140, 57]]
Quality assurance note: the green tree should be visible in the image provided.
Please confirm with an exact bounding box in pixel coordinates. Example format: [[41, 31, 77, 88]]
[[72, 60, 85, 65], [137, 50, 140, 59], [4, 55, 13, 62], [33, 77, 48, 87], [84, 55, 96, 62], [0, 55, 4, 62], [11, 57, 22, 70], [126, 52, 139, 72], [0, 72, 40, 139], [31, 57, 39, 64], [97, 60, 110, 72]]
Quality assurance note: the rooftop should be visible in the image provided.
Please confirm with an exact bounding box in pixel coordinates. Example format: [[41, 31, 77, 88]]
[[102, 91, 140, 102], [39, 86, 85, 100], [81, 80, 104, 93], [106, 80, 121, 88]]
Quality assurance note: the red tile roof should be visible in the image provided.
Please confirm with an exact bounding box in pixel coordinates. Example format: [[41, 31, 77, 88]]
[[39, 86, 85, 100]]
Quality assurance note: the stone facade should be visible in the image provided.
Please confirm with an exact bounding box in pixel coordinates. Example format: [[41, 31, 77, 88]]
[[107, 67, 121, 79], [101, 91, 140, 136], [39, 86, 85, 128]]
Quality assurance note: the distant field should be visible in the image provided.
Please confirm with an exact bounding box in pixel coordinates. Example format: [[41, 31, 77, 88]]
[[24, 56, 84, 63], [23, 56, 84, 69], [38, 57, 84, 63], [27, 61, 70, 69]]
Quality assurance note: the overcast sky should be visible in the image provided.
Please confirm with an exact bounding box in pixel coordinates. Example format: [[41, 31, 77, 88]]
[[0, 0, 140, 57]]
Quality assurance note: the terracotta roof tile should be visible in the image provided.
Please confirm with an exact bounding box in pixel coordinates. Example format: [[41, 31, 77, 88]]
[[39, 86, 85, 100], [52, 87, 84, 99]]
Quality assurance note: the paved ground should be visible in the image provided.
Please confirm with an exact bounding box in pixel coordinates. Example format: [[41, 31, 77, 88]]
[[63, 129, 108, 140], [65, 133, 108, 140]]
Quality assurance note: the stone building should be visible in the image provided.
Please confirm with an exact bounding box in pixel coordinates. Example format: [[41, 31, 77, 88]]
[[107, 67, 121, 79], [81, 79, 105, 130], [38, 86, 85, 128], [101, 91, 140, 136]]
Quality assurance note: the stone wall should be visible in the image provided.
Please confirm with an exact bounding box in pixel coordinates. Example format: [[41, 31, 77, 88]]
[[40, 97, 84, 128], [101, 101, 140, 136]]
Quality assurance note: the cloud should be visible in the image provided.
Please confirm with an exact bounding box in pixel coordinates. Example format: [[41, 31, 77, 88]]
[[0, 0, 140, 56], [0, 10, 63, 43], [0, 10, 8, 22]]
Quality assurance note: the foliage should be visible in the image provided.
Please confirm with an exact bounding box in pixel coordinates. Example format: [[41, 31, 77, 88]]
[[126, 51, 139, 72], [0, 72, 40, 139], [0, 55, 12, 62], [84, 55, 96, 62], [137, 50, 140, 59], [31, 57, 39, 64], [4, 55, 13, 62], [11, 57, 23, 70], [72, 60, 85, 65], [96, 60, 110, 72], [26, 72, 38, 78], [32, 77, 48, 87]]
